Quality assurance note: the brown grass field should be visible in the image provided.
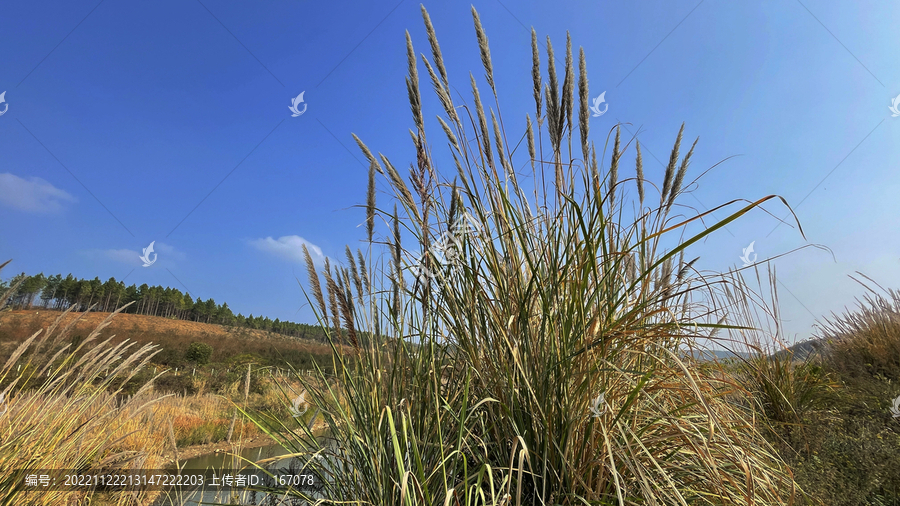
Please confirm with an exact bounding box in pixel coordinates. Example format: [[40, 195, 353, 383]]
[[0, 305, 335, 505], [0, 308, 333, 362]]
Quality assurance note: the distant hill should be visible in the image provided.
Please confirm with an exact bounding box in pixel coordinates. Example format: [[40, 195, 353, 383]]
[[686, 338, 829, 363], [1, 271, 329, 342], [0, 309, 340, 372], [686, 349, 754, 362], [772, 337, 828, 361]]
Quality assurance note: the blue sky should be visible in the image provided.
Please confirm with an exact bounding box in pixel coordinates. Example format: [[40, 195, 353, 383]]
[[1, 0, 898, 343]]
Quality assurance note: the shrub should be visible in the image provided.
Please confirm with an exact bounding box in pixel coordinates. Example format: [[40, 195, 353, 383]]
[[184, 341, 213, 365], [153, 371, 196, 396], [150, 345, 184, 368]]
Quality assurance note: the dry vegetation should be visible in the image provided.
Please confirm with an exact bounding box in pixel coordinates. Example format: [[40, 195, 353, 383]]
[[2, 6, 899, 506], [0, 308, 333, 370], [248, 6, 808, 505], [0, 289, 329, 506]]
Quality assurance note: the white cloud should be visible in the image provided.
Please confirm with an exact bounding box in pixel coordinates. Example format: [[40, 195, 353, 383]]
[[103, 248, 141, 265], [250, 235, 326, 265], [152, 242, 185, 260], [85, 242, 184, 266], [0, 173, 76, 213]]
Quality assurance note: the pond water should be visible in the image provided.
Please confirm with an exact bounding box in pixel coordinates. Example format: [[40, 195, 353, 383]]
[[150, 440, 333, 506], [179, 443, 293, 471]]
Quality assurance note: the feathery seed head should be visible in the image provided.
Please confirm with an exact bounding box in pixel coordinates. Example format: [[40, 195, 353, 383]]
[[406, 31, 419, 90], [659, 257, 674, 299], [357, 249, 370, 295], [471, 7, 495, 92], [470, 73, 494, 171], [545, 83, 558, 148], [382, 153, 416, 214], [339, 267, 356, 319], [436, 116, 459, 151], [610, 126, 621, 201], [667, 137, 698, 212], [546, 37, 559, 110], [392, 204, 404, 293], [626, 253, 637, 285], [531, 29, 542, 121], [353, 134, 383, 175], [545, 37, 560, 146], [421, 5, 449, 89], [346, 246, 364, 304], [563, 33, 575, 138], [367, 159, 376, 243], [448, 178, 459, 228], [344, 245, 356, 274], [526, 114, 535, 168], [635, 140, 645, 206], [577, 47, 590, 164], [678, 256, 699, 282], [406, 31, 425, 137], [661, 123, 685, 207], [491, 109, 507, 172], [323, 260, 341, 336], [422, 56, 453, 121], [303, 245, 327, 320]]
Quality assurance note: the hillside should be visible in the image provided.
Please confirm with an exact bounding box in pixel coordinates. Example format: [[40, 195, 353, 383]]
[[0, 309, 338, 374], [2, 271, 331, 341], [687, 339, 827, 363], [686, 348, 753, 362], [776, 337, 827, 361]]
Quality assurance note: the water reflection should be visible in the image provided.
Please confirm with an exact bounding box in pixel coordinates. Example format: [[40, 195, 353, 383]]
[[151, 441, 331, 506]]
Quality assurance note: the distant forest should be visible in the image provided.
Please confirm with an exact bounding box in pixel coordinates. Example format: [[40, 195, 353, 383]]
[[0, 271, 329, 341]]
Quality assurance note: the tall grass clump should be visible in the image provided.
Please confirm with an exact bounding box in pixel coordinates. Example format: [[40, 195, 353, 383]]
[[251, 6, 805, 505], [818, 274, 900, 383], [713, 267, 836, 450], [0, 260, 165, 506], [719, 272, 900, 506]]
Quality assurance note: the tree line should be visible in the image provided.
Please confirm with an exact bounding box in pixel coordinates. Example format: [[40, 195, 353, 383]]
[[0, 272, 329, 341]]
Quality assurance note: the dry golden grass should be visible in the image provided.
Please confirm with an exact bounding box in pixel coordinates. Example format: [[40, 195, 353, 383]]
[[0, 275, 278, 506], [0, 308, 335, 368], [0, 300, 161, 505]]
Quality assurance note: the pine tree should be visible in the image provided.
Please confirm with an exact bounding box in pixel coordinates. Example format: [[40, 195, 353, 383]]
[[40, 274, 62, 309], [182, 293, 193, 320]]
